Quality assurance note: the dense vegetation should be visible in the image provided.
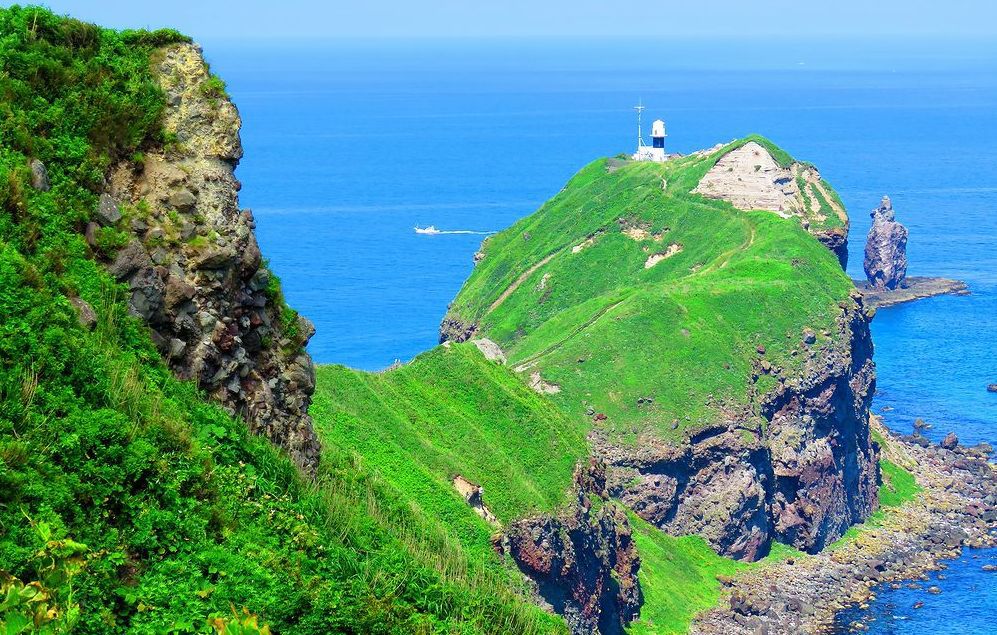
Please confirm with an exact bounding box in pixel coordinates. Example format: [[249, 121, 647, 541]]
[[0, 6, 563, 633], [446, 144, 854, 445]]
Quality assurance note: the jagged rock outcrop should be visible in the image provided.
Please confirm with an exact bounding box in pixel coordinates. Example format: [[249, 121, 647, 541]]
[[603, 295, 879, 559], [603, 426, 771, 561], [502, 460, 642, 635], [439, 313, 478, 344], [863, 195, 908, 290], [693, 141, 850, 268], [763, 296, 879, 551], [95, 43, 320, 472], [29, 158, 49, 191]]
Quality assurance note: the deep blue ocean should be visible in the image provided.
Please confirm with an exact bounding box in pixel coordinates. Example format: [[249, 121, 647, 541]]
[[204, 38, 997, 632]]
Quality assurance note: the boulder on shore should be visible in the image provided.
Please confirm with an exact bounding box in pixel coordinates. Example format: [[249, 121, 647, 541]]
[[863, 195, 908, 290], [941, 432, 959, 450]]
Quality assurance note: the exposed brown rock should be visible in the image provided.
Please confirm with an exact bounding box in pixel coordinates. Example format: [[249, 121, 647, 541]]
[[693, 141, 850, 268], [98, 43, 319, 473], [601, 297, 878, 560], [940, 432, 959, 450], [503, 460, 642, 635], [694, 142, 801, 216], [763, 296, 879, 552]]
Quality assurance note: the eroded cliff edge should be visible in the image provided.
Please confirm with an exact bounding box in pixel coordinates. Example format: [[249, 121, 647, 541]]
[[95, 44, 320, 471], [602, 296, 878, 560]]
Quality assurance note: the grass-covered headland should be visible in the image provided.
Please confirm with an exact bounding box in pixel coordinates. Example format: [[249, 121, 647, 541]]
[[445, 144, 854, 445], [0, 5, 935, 635], [0, 6, 565, 633]]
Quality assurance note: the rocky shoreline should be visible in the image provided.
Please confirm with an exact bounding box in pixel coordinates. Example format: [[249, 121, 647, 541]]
[[854, 276, 969, 309], [690, 418, 997, 635]]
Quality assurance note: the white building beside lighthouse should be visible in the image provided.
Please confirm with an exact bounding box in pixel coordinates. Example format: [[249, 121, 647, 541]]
[[632, 102, 669, 162]]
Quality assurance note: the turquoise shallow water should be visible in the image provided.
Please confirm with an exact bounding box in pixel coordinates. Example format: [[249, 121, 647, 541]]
[[203, 38, 997, 631]]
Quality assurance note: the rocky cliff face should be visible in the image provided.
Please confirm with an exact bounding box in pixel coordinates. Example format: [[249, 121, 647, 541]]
[[863, 195, 908, 290], [603, 295, 879, 559], [95, 44, 320, 472], [502, 460, 642, 635], [602, 426, 772, 561], [763, 296, 879, 551]]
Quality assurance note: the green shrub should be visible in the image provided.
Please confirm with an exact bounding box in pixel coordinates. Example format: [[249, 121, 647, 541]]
[[200, 76, 228, 100], [0, 522, 87, 634], [120, 28, 191, 47]]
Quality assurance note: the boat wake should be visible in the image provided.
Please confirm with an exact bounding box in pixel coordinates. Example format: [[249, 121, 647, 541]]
[[415, 225, 494, 235]]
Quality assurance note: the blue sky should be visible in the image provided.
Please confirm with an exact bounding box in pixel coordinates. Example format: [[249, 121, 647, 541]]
[[12, 1, 997, 40]]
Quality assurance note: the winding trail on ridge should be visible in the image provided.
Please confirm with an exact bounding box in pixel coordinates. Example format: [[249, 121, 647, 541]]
[[693, 219, 756, 277], [486, 251, 561, 315], [513, 296, 631, 371]]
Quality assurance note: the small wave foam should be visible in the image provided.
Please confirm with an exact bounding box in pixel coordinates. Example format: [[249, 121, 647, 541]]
[[431, 229, 495, 235], [415, 225, 495, 235]]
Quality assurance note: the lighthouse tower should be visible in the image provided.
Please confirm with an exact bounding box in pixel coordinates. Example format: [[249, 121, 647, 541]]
[[632, 102, 668, 162], [648, 119, 666, 161]]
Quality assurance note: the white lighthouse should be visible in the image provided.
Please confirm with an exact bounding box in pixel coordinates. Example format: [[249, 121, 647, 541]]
[[632, 102, 668, 162]]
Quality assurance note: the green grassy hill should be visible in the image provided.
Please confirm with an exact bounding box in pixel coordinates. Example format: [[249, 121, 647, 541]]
[[444, 144, 855, 445], [311, 343, 589, 556], [0, 7, 565, 633]]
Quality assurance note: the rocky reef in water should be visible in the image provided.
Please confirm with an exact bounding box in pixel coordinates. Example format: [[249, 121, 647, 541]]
[[863, 195, 908, 291], [854, 195, 969, 309], [94, 44, 321, 472]]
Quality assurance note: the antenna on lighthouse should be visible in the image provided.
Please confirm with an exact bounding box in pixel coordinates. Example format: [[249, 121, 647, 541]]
[[634, 99, 646, 149]]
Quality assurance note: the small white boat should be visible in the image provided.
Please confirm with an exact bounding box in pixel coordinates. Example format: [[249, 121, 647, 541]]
[[414, 225, 441, 235]]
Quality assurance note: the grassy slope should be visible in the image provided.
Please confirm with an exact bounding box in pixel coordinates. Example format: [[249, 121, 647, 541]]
[[627, 515, 805, 635], [627, 516, 748, 635], [0, 7, 565, 633], [447, 145, 853, 445], [879, 459, 922, 508], [311, 343, 589, 555]]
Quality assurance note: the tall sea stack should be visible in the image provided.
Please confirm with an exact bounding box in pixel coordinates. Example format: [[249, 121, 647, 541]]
[[863, 195, 908, 290]]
